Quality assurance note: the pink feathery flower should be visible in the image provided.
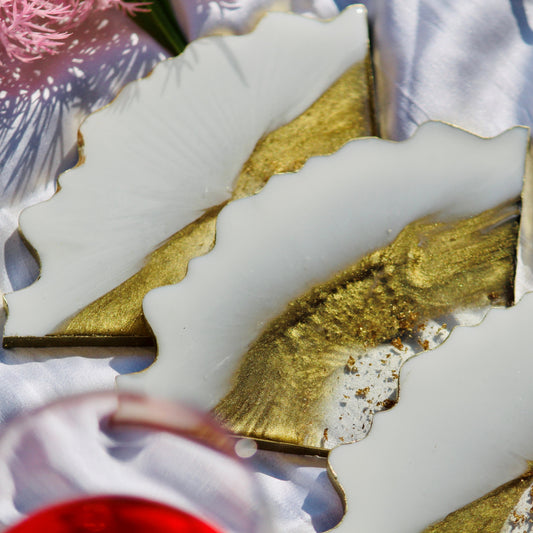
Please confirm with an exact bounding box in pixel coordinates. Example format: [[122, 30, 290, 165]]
[[0, 0, 149, 62]]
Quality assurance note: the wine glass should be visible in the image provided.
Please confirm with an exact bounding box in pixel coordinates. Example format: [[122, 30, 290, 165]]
[[0, 392, 271, 533]]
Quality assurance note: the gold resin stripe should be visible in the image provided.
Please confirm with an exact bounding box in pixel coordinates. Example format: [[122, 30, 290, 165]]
[[423, 464, 533, 533], [214, 203, 519, 447], [9, 57, 374, 344]]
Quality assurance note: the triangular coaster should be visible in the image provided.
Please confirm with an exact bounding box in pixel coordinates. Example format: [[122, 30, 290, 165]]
[[4, 7, 375, 347]]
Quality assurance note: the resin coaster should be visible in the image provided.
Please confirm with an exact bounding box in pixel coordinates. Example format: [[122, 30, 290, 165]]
[[3, 6, 375, 347], [117, 122, 529, 452], [328, 292, 533, 533]]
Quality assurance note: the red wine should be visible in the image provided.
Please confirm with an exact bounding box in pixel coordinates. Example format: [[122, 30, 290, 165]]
[[6, 495, 224, 533]]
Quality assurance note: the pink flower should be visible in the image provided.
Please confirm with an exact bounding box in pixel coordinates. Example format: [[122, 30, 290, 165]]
[[0, 0, 149, 62]]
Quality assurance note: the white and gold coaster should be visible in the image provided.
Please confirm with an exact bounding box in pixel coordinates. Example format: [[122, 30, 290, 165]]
[[3, 6, 375, 347]]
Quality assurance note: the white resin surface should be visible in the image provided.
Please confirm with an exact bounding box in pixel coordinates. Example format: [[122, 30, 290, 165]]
[[4, 7, 368, 337], [118, 123, 527, 411], [329, 292, 533, 533]]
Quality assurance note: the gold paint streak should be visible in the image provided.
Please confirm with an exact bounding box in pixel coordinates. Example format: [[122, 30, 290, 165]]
[[60, 207, 221, 336], [232, 58, 375, 200], [423, 464, 533, 533], [58, 59, 375, 337], [214, 202, 519, 446]]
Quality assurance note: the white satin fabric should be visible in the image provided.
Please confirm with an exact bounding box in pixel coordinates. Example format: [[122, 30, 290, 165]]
[[170, 0, 339, 40], [1, 1, 533, 532], [359, 0, 533, 140]]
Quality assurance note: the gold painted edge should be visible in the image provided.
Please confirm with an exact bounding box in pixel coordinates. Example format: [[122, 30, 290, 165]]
[[2, 335, 155, 348], [365, 25, 378, 138], [515, 137, 533, 303], [251, 436, 329, 457], [326, 453, 348, 521]]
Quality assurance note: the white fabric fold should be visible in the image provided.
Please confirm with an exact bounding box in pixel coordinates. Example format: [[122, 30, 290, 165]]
[[170, 0, 340, 40], [361, 0, 533, 139]]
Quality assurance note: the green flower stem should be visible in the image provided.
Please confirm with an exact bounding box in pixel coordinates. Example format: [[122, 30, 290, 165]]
[[127, 0, 187, 55]]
